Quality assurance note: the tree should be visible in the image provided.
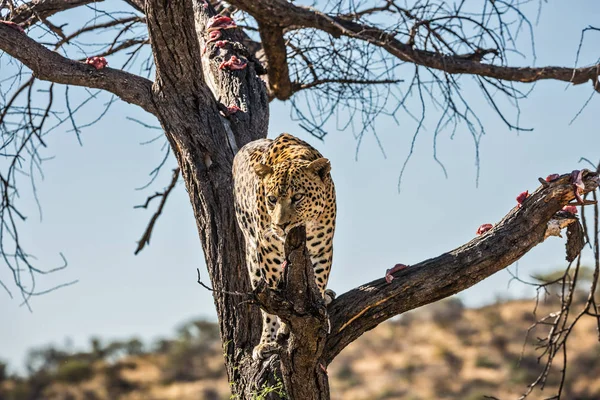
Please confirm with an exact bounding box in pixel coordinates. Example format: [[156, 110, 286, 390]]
[[1, 1, 599, 399]]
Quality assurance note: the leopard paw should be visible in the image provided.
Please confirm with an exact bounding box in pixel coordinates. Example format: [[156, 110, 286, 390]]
[[252, 342, 279, 361]]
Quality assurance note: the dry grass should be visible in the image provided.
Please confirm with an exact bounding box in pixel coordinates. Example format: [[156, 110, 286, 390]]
[[2, 297, 599, 400]]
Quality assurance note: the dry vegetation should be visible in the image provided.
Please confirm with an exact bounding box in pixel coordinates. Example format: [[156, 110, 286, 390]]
[[2, 297, 599, 400]]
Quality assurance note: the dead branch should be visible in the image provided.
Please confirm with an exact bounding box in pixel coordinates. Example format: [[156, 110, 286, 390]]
[[134, 168, 180, 255], [229, 0, 600, 93], [258, 23, 292, 100], [513, 164, 600, 400], [250, 225, 330, 400]]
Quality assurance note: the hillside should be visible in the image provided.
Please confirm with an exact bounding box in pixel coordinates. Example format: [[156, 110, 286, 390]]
[[2, 297, 599, 400]]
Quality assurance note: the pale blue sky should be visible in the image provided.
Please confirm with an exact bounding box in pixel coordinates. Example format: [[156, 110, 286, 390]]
[[1, 1, 599, 373]]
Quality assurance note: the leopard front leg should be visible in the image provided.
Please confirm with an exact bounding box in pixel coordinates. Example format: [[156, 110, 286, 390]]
[[248, 244, 285, 360], [252, 312, 280, 360], [307, 226, 334, 304]]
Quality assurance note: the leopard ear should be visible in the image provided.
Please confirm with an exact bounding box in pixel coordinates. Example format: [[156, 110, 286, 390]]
[[254, 163, 273, 178], [306, 158, 331, 180]]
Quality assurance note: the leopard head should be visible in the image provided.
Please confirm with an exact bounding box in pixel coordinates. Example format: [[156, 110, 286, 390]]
[[254, 158, 331, 236]]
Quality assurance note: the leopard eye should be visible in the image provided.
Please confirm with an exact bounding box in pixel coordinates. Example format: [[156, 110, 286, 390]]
[[267, 195, 277, 204], [292, 193, 304, 202]]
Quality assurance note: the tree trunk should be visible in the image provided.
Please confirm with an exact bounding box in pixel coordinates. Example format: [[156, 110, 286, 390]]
[[143, 2, 289, 397]]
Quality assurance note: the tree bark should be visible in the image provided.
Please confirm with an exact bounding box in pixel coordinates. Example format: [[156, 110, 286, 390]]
[[324, 171, 600, 363], [142, 1, 279, 397]]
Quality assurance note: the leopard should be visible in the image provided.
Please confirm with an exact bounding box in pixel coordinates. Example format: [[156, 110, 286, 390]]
[[232, 133, 336, 360]]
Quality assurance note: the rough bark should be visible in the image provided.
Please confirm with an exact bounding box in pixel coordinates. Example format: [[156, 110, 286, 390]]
[[142, 1, 276, 398]]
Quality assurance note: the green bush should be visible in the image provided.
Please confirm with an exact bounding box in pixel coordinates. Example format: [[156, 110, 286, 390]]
[[161, 319, 223, 383], [0, 360, 7, 382], [54, 359, 94, 383], [125, 338, 144, 356], [475, 355, 500, 369]]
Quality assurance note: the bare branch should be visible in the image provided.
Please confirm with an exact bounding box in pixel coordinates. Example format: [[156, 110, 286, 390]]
[[134, 168, 180, 255], [258, 23, 292, 100], [0, 23, 157, 114], [9, 0, 100, 27], [229, 0, 600, 92], [123, 0, 144, 14], [324, 170, 600, 363], [293, 77, 403, 93]]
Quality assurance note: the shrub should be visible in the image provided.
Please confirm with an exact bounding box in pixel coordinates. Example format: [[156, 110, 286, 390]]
[[475, 355, 500, 369], [0, 360, 7, 381], [54, 359, 94, 383]]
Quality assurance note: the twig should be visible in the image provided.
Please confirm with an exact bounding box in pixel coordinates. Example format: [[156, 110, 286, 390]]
[[134, 168, 179, 255]]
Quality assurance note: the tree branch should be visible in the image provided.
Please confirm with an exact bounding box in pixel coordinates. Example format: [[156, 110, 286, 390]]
[[324, 170, 600, 363], [134, 168, 180, 255], [258, 23, 292, 100], [228, 0, 600, 92], [292, 78, 403, 93], [0, 24, 157, 114], [123, 0, 144, 14], [9, 0, 100, 27]]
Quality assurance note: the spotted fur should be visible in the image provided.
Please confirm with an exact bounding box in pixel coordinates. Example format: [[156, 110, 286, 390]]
[[233, 133, 336, 360]]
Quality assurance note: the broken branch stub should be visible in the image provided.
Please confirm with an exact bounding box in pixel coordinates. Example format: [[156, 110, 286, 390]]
[[252, 225, 330, 400], [252, 226, 328, 325]]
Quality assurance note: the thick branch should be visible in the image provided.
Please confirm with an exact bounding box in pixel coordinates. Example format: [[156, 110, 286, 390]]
[[0, 24, 157, 114], [258, 23, 292, 100], [324, 171, 600, 363], [142, 3, 270, 398], [229, 0, 600, 92]]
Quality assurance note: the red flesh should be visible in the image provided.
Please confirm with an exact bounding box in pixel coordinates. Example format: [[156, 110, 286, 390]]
[[476, 223, 493, 235], [85, 56, 108, 70], [516, 190, 529, 208], [385, 263, 409, 284]]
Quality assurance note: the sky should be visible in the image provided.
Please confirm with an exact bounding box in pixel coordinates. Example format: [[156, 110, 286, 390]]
[[1, 1, 599, 373]]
